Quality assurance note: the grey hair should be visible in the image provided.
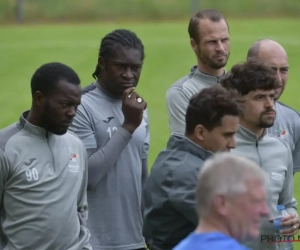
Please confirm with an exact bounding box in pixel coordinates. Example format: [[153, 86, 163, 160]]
[[195, 152, 268, 217]]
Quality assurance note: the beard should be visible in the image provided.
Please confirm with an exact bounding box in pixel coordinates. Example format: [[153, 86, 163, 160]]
[[258, 110, 276, 128], [40, 100, 68, 135], [197, 48, 229, 70]]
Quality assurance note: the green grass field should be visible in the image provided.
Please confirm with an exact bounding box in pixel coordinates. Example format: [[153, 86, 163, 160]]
[[0, 18, 300, 247]]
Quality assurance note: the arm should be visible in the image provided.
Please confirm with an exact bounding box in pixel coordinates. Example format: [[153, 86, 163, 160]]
[[166, 87, 189, 135], [0, 149, 10, 213], [169, 166, 198, 225], [141, 109, 150, 214], [279, 148, 298, 216], [292, 119, 300, 173], [69, 106, 132, 190], [77, 149, 92, 250]]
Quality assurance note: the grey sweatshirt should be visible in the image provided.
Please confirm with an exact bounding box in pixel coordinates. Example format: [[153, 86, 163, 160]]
[[166, 66, 224, 135], [69, 82, 150, 250], [0, 111, 91, 250], [231, 125, 298, 250], [268, 101, 300, 172]]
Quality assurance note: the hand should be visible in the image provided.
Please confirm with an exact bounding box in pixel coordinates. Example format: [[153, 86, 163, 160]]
[[269, 214, 299, 235], [121, 87, 147, 134]]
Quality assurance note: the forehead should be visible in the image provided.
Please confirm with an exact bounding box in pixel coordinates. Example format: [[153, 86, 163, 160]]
[[244, 89, 275, 98], [212, 115, 239, 131], [110, 46, 142, 64], [52, 80, 81, 100], [198, 19, 229, 40], [259, 47, 288, 67]]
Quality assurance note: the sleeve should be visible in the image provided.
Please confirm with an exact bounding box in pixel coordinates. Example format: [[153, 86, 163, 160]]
[[69, 104, 132, 190], [292, 119, 300, 172], [77, 149, 92, 250], [279, 148, 298, 216], [166, 87, 189, 135], [168, 166, 198, 225], [141, 109, 150, 160], [0, 149, 10, 212], [141, 158, 148, 214]]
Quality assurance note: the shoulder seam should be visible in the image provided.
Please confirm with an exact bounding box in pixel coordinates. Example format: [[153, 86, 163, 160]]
[[277, 101, 300, 117]]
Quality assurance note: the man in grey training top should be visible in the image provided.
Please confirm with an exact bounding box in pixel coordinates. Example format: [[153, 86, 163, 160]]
[[247, 39, 300, 174], [221, 60, 299, 250], [0, 62, 91, 250], [69, 29, 149, 250], [166, 9, 230, 135]]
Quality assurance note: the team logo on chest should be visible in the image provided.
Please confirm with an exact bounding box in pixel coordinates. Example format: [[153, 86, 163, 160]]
[[69, 153, 79, 173], [276, 129, 289, 139]]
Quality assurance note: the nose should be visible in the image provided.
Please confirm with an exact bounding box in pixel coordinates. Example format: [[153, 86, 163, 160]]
[[265, 97, 274, 109], [276, 70, 282, 83], [260, 202, 270, 217], [122, 68, 134, 79], [216, 40, 225, 51], [228, 137, 236, 149], [66, 106, 77, 118]]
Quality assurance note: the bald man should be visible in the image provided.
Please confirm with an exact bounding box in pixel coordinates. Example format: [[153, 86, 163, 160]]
[[247, 39, 300, 174]]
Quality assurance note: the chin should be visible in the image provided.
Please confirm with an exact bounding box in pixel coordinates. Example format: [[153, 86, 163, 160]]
[[49, 128, 68, 136]]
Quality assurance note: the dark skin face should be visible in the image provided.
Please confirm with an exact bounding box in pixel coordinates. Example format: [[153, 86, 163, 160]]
[[97, 46, 143, 98], [33, 80, 82, 135]]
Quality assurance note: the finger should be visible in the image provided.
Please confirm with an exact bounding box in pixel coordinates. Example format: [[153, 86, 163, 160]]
[[280, 228, 298, 235], [281, 218, 298, 227], [123, 87, 136, 98], [281, 214, 295, 222]]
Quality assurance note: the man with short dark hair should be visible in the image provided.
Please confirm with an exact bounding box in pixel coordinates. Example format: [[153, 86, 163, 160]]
[[174, 153, 269, 250], [143, 85, 240, 250], [166, 8, 230, 134], [221, 60, 299, 250], [247, 39, 300, 174], [0, 62, 91, 250], [69, 29, 149, 250]]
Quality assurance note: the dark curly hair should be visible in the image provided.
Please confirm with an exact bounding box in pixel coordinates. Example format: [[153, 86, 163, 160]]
[[220, 60, 279, 96], [185, 84, 240, 135]]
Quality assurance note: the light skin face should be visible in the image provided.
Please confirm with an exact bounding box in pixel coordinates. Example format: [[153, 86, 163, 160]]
[[216, 180, 269, 243], [34, 80, 82, 135], [239, 89, 276, 138], [190, 18, 230, 76], [196, 115, 239, 152], [98, 46, 143, 98], [258, 41, 289, 100]]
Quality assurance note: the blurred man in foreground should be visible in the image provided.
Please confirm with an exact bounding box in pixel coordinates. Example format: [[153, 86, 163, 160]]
[[143, 85, 240, 250], [247, 39, 300, 174], [174, 152, 270, 250]]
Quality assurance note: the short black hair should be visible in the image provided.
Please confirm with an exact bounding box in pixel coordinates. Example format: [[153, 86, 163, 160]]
[[220, 60, 279, 96], [92, 29, 145, 79], [185, 84, 240, 135], [188, 9, 229, 43], [30, 62, 81, 97]]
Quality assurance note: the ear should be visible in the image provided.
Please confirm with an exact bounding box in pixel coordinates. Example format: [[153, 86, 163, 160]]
[[190, 38, 198, 53], [98, 57, 105, 71], [33, 91, 45, 107], [194, 124, 206, 141], [213, 194, 228, 217]]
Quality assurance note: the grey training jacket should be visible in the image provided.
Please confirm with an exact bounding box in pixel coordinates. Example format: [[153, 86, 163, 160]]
[[0, 111, 92, 250], [231, 125, 298, 250]]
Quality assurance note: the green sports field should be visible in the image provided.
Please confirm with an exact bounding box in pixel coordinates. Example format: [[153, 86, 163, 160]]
[[0, 18, 300, 247]]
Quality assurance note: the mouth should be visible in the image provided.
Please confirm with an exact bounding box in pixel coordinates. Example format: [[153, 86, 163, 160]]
[[61, 121, 73, 127], [263, 111, 276, 116]]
